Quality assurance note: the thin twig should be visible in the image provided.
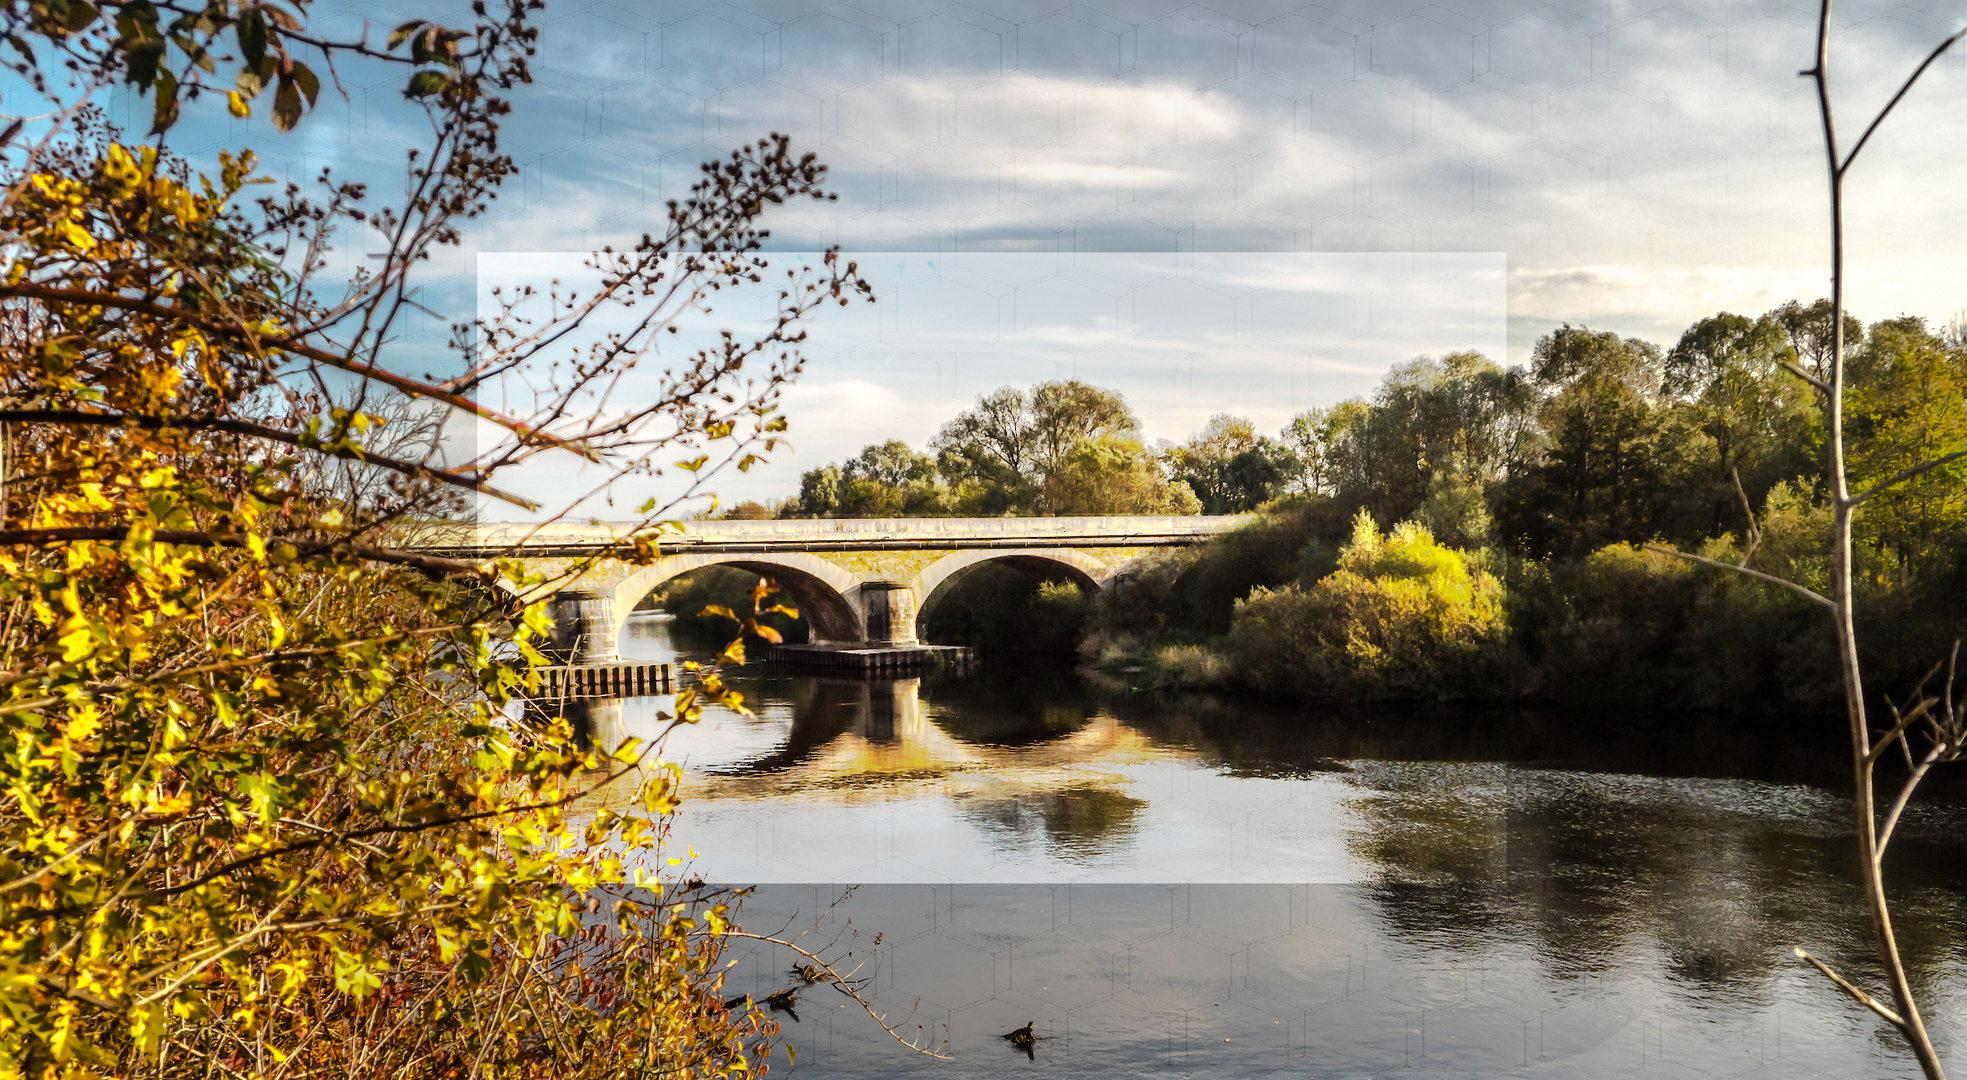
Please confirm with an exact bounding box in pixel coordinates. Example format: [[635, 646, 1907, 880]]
[[1793, 948, 1906, 1028], [723, 931, 949, 1059]]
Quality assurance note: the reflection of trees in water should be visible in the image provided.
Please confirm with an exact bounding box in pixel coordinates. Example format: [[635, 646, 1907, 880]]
[[702, 678, 865, 776], [1094, 682, 1851, 788], [955, 784, 1148, 864], [920, 660, 1098, 745], [1345, 768, 1967, 1003]]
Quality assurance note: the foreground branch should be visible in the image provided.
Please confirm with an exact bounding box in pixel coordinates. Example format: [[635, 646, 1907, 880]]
[[0, 409, 540, 511], [1794, 947, 1906, 1028]]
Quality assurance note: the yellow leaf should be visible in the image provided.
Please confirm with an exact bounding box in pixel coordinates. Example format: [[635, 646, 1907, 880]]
[[58, 622, 95, 662], [64, 706, 101, 743]]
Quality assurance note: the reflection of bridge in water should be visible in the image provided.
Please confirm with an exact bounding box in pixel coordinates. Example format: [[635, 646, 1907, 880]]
[[425, 516, 1244, 663], [570, 677, 1162, 853], [581, 678, 1161, 797]]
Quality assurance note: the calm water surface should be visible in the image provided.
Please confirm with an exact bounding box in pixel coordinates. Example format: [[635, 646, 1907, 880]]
[[570, 613, 1967, 1078]]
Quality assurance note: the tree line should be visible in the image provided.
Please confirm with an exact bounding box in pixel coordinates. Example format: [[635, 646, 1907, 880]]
[[767, 299, 1967, 580], [765, 300, 1967, 718]]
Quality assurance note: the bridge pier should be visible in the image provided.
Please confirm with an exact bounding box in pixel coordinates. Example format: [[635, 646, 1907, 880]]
[[547, 589, 619, 664], [858, 581, 918, 645]]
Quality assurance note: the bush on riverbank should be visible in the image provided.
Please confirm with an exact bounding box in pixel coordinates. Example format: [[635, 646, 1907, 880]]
[[1228, 512, 1506, 700]]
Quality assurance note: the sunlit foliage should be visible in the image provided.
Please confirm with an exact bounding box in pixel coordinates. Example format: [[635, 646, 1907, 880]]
[[1228, 511, 1504, 700], [0, 0, 871, 1075]]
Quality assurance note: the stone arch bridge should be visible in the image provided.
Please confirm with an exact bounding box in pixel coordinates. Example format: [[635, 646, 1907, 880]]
[[424, 516, 1245, 663]]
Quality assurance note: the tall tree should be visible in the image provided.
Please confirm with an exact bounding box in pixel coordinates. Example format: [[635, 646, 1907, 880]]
[[1660, 312, 1813, 538], [1516, 326, 1667, 556], [931, 380, 1139, 512], [1846, 316, 1967, 572]]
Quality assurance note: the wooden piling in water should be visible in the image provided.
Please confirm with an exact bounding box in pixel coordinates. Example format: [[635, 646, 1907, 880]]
[[534, 662, 673, 698]]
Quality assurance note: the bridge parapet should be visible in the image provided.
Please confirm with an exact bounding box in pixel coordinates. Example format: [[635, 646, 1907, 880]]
[[423, 516, 1249, 661]]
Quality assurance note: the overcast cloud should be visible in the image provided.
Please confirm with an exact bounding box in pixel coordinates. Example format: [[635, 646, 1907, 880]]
[[159, 0, 1967, 519]]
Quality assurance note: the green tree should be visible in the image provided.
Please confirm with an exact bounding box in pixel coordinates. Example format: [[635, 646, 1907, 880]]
[[1846, 316, 1967, 573], [1511, 326, 1668, 557], [1040, 435, 1200, 516], [1167, 414, 1292, 513], [1285, 352, 1533, 528], [1658, 312, 1814, 540], [788, 440, 952, 517], [931, 380, 1138, 511]]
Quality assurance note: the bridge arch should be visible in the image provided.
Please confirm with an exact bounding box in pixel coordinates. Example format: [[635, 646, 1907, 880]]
[[913, 549, 1113, 609], [612, 552, 864, 644]]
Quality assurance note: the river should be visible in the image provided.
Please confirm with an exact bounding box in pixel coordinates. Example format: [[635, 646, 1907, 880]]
[[566, 612, 1967, 1077]]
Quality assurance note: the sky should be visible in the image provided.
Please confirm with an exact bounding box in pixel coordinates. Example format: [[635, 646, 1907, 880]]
[[90, 0, 1967, 518]]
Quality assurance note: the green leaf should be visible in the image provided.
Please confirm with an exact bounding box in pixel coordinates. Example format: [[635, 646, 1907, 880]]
[[235, 55, 273, 99], [149, 68, 179, 134], [237, 7, 266, 71], [271, 77, 301, 132], [64, 0, 98, 32], [403, 69, 450, 98], [387, 19, 427, 49], [291, 60, 318, 107]]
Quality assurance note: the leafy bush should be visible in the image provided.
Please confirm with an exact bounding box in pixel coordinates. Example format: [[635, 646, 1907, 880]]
[[1089, 495, 1356, 640], [1508, 538, 1837, 712], [1229, 512, 1505, 699]]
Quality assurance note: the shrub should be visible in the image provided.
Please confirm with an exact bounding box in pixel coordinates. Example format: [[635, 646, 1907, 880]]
[[1229, 511, 1505, 699]]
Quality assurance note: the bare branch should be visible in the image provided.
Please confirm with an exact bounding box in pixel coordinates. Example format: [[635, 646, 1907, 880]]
[[0, 526, 484, 578], [0, 283, 602, 462], [1641, 543, 1834, 609], [723, 931, 950, 1059], [1793, 948, 1906, 1029], [1875, 743, 1945, 861], [1841, 27, 1967, 174], [1778, 358, 1831, 394], [1849, 449, 1967, 508], [0, 409, 539, 511]]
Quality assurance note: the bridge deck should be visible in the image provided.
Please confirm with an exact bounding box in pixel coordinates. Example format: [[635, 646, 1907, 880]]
[[417, 515, 1245, 558]]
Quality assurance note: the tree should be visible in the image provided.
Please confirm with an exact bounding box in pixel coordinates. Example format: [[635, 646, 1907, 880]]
[[1167, 414, 1292, 514], [1284, 353, 1533, 530], [1040, 435, 1200, 516], [0, 0, 910, 1074], [1845, 317, 1967, 573], [1660, 312, 1813, 539], [1517, 327, 1667, 557], [1026, 379, 1139, 477], [844, 439, 939, 489], [1772, 297, 1866, 384], [931, 380, 1137, 507], [788, 440, 950, 517]]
